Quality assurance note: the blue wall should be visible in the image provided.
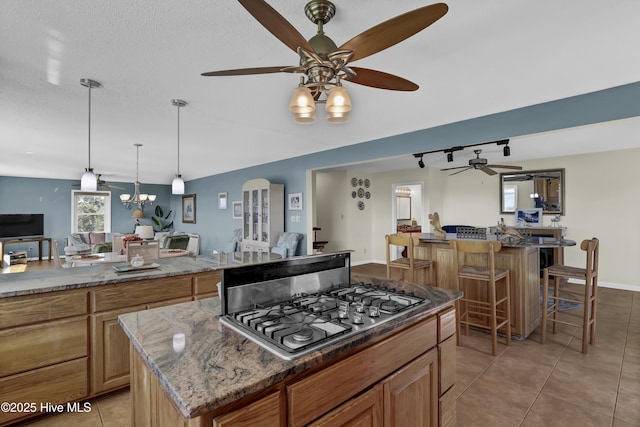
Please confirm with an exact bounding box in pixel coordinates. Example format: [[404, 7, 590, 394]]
[[3, 81, 640, 256]]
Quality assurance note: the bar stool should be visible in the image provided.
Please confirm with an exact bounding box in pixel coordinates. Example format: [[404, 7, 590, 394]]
[[450, 239, 511, 356], [385, 234, 435, 285], [541, 237, 599, 354]]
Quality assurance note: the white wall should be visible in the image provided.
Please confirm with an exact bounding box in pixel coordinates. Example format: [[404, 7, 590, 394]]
[[315, 147, 640, 291]]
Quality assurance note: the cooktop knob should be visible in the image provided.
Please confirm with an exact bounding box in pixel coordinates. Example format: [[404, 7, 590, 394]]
[[352, 312, 364, 324]]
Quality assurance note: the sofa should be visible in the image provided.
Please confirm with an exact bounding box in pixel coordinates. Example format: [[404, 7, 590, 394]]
[[65, 232, 113, 255]]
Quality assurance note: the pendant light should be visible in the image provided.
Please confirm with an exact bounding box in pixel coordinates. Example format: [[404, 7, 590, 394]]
[[171, 99, 187, 195], [80, 78, 101, 190]]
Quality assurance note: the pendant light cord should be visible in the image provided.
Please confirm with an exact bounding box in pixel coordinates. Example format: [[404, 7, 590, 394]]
[[87, 83, 92, 170], [177, 104, 181, 176]]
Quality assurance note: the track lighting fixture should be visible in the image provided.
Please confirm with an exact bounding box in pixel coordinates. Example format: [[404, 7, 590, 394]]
[[496, 139, 511, 156], [446, 152, 453, 162], [418, 155, 425, 169]]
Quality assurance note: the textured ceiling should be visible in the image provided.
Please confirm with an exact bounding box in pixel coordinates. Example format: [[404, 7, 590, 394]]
[[2, 0, 640, 184]]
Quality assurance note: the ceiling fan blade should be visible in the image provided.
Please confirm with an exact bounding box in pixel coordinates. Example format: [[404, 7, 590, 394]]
[[201, 66, 289, 77], [345, 67, 418, 91], [481, 168, 498, 176], [238, 0, 313, 53], [440, 165, 469, 172], [105, 184, 127, 191], [339, 3, 448, 62], [485, 165, 523, 170], [448, 167, 472, 176]]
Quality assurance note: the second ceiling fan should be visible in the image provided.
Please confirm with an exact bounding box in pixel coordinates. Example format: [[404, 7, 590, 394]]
[[441, 149, 523, 176], [202, 1, 449, 97]]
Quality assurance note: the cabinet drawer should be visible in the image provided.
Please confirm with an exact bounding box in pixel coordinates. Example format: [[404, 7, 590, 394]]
[[194, 271, 220, 295], [438, 306, 456, 343], [439, 386, 456, 427], [438, 335, 456, 396], [0, 290, 88, 329], [0, 358, 88, 425], [287, 317, 437, 426], [0, 317, 88, 377], [92, 276, 193, 312]]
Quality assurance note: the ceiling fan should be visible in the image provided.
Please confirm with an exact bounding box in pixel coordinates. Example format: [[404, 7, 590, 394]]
[[441, 149, 523, 176], [73, 174, 126, 191], [202, 1, 448, 96]]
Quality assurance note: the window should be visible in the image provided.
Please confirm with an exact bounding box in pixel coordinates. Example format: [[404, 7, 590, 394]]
[[71, 191, 111, 233], [502, 184, 518, 212]]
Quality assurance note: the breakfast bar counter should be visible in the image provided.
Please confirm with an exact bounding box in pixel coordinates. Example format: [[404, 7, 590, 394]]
[[118, 273, 461, 425], [413, 232, 575, 338]]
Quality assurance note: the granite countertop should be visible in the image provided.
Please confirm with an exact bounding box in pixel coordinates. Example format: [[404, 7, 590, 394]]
[[419, 232, 576, 248], [0, 252, 278, 298], [118, 274, 462, 420]]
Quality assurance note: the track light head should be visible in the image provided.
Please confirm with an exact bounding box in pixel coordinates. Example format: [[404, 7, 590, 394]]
[[446, 152, 453, 162], [418, 155, 425, 168], [503, 145, 510, 156]]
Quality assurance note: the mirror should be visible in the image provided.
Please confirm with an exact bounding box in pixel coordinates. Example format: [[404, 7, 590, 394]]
[[500, 169, 565, 215], [396, 196, 411, 220]]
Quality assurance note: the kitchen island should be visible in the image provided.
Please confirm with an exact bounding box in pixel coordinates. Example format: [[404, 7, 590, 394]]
[[0, 252, 278, 425], [413, 232, 575, 338], [119, 269, 461, 426]]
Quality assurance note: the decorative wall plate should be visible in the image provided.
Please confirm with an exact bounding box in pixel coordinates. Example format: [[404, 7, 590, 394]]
[[351, 177, 358, 187], [364, 179, 370, 188], [365, 191, 371, 199], [357, 188, 365, 198], [352, 191, 357, 198], [358, 201, 365, 210], [358, 179, 363, 186]]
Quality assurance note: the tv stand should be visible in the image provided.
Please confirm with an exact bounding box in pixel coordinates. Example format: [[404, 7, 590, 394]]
[[0, 237, 52, 268]]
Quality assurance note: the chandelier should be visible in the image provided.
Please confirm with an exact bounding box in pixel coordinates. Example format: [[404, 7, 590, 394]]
[[120, 144, 156, 209]]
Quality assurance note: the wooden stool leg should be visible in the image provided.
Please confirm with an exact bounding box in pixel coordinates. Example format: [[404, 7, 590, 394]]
[[552, 275, 560, 335], [489, 279, 498, 356], [505, 272, 511, 347], [590, 277, 598, 345], [541, 268, 549, 344], [581, 276, 592, 354]]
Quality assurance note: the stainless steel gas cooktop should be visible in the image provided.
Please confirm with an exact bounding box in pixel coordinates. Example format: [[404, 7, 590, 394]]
[[219, 252, 429, 360]]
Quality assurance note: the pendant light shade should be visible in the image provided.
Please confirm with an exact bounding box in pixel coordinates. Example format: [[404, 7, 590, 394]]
[[80, 78, 101, 190], [171, 99, 187, 195], [172, 176, 185, 195]]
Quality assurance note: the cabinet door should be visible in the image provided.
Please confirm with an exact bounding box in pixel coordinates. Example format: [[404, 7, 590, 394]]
[[213, 390, 282, 427], [91, 304, 146, 395], [383, 349, 438, 427], [309, 384, 383, 427], [243, 190, 250, 240]]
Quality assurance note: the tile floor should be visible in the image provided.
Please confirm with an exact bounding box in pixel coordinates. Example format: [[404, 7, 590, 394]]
[[13, 263, 640, 426]]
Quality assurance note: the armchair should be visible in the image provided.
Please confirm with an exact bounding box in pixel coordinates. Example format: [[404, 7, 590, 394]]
[[163, 234, 190, 250], [271, 232, 302, 258]]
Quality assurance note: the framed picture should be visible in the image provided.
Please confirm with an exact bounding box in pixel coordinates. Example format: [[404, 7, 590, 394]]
[[515, 208, 543, 226], [218, 192, 228, 210], [182, 194, 196, 224], [232, 201, 242, 219], [288, 192, 302, 210]]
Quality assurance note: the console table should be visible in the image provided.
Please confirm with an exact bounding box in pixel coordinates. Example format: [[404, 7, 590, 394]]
[[0, 237, 52, 267]]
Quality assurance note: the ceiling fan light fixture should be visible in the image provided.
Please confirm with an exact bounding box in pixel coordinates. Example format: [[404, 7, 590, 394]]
[[289, 86, 316, 114], [293, 110, 318, 124], [325, 85, 351, 114], [326, 111, 349, 123]]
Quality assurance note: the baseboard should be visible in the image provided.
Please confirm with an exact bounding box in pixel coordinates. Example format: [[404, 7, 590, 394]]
[[351, 259, 383, 267], [568, 278, 640, 293]]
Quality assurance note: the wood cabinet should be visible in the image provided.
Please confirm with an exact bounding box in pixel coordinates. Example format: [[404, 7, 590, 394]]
[[0, 270, 221, 425], [241, 178, 284, 253], [0, 289, 89, 425], [130, 307, 456, 427]]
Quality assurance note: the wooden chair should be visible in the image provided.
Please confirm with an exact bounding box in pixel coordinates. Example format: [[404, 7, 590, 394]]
[[541, 237, 599, 354], [385, 234, 435, 285], [126, 240, 160, 261], [450, 239, 511, 356]]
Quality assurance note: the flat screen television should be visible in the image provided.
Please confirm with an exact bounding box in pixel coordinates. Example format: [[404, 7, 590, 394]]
[[0, 214, 45, 240], [514, 208, 543, 227]]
